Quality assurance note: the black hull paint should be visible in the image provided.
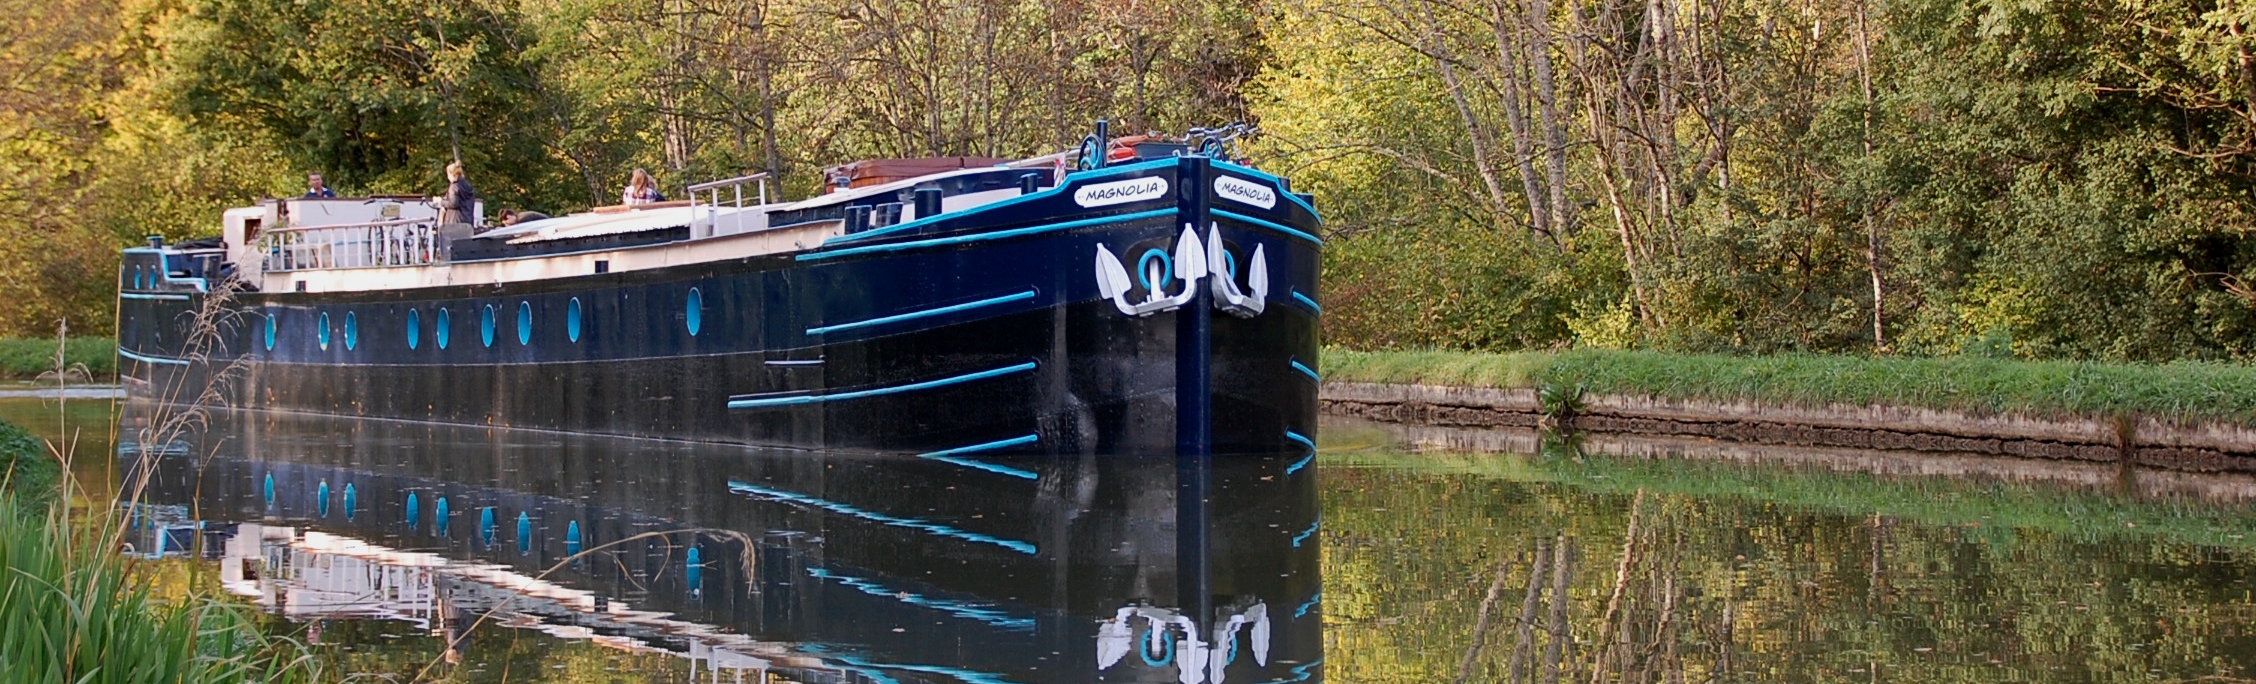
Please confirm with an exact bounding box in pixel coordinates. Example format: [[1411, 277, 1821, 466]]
[[118, 158, 1323, 456], [122, 407, 1325, 683]]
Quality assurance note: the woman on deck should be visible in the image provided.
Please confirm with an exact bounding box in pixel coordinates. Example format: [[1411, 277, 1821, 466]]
[[622, 168, 665, 206]]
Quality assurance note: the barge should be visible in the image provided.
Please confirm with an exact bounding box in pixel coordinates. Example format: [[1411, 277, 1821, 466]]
[[115, 126, 1323, 456]]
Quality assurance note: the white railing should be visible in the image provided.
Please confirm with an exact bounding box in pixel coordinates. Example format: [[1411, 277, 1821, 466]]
[[687, 172, 770, 237], [259, 218, 440, 272]]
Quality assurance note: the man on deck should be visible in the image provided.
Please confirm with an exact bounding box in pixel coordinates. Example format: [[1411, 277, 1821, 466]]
[[304, 172, 337, 198]]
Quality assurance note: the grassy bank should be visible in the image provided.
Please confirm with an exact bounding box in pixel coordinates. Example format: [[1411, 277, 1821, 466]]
[[0, 420, 320, 683], [1323, 347, 2256, 426], [0, 337, 116, 381]]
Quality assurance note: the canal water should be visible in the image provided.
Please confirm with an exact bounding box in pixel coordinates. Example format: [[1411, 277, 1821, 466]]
[[8, 393, 2256, 682]]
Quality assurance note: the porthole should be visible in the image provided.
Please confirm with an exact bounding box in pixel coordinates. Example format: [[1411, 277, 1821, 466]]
[[344, 311, 359, 350], [517, 301, 533, 345], [407, 309, 422, 350], [481, 305, 496, 347], [567, 298, 582, 343], [263, 313, 276, 351], [436, 308, 452, 349], [317, 312, 331, 350], [685, 288, 703, 336], [131, 267, 142, 290]]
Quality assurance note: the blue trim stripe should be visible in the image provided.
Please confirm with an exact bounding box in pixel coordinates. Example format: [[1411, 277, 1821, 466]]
[[1255, 659, 1326, 684], [118, 347, 190, 366], [727, 481, 1037, 555], [1295, 592, 1322, 618], [808, 290, 1037, 336], [1291, 520, 1320, 547], [824, 158, 1179, 246], [1286, 429, 1316, 475], [920, 434, 1041, 480], [119, 293, 192, 301], [1213, 160, 1325, 222], [808, 568, 1037, 630], [1290, 359, 1320, 383], [1291, 289, 1322, 315], [727, 361, 1036, 409], [1215, 209, 1322, 246], [799, 209, 1175, 261]]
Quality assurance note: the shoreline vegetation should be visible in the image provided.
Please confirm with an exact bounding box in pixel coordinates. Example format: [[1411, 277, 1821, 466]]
[[0, 417, 320, 683], [1324, 347, 2256, 427], [0, 338, 117, 382]]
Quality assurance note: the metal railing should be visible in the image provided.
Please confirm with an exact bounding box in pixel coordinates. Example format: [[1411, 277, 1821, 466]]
[[687, 172, 771, 237], [259, 217, 440, 272]]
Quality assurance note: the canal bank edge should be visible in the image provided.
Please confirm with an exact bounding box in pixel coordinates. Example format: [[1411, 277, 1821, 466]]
[[1320, 381, 2256, 474]]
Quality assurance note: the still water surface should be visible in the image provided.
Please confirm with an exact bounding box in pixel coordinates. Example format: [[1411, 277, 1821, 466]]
[[11, 395, 2256, 682]]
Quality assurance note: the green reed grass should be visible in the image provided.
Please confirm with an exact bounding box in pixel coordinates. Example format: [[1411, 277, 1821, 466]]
[[1323, 347, 2256, 426], [0, 337, 116, 381], [0, 411, 319, 684]]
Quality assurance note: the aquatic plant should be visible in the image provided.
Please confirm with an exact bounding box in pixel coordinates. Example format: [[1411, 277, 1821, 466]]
[[0, 312, 321, 683], [1534, 381, 1585, 431], [0, 495, 321, 683]]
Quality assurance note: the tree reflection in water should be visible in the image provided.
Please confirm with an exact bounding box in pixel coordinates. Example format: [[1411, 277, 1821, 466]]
[[1323, 425, 2256, 683]]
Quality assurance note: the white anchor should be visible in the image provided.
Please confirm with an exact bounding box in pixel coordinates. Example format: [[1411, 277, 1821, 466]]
[[1095, 225, 1208, 316], [1095, 223, 1269, 318], [1206, 223, 1267, 318], [1094, 601, 1273, 683]]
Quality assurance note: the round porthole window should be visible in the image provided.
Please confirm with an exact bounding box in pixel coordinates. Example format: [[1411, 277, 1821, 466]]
[[407, 309, 422, 350], [685, 288, 703, 336], [436, 308, 452, 349], [481, 305, 496, 347], [263, 313, 276, 351], [344, 311, 359, 350], [517, 301, 533, 345], [567, 298, 582, 343], [317, 312, 332, 350]]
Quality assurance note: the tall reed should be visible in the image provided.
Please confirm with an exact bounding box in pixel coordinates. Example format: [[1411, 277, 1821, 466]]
[[0, 306, 320, 683], [0, 496, 320, 683]]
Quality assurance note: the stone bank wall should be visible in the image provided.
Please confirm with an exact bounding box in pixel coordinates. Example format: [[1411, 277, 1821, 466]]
[[1321, 382, 2256, 474]]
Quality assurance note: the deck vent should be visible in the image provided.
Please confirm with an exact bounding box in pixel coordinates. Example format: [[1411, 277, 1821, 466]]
[[914, 187, 943, 217]]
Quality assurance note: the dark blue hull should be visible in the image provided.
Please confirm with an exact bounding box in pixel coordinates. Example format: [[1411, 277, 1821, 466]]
[[117, 157, 1323, 456], [121, 406, 1325, 683]]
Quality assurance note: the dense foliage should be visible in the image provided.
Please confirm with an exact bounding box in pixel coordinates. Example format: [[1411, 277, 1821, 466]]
[[8, 0, 2256, 362], [1264, 0, 2256, 360]]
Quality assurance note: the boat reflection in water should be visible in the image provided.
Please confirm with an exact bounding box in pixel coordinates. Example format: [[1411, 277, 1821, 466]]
[[120, 403, 1323, 683]]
